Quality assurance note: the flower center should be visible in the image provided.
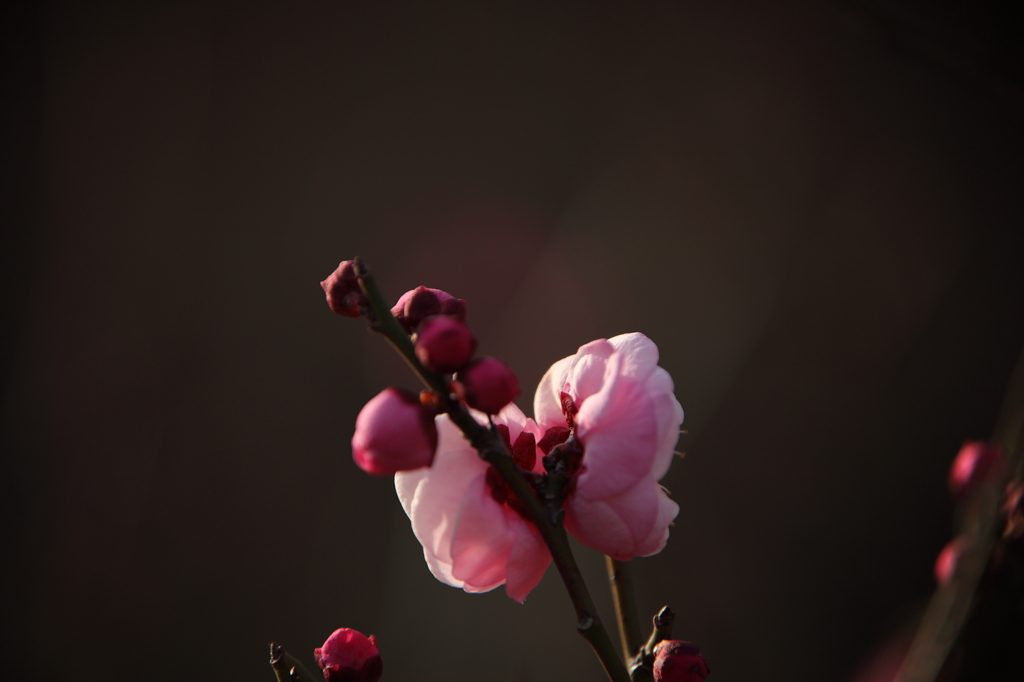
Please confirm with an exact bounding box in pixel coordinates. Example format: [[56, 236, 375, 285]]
[[539, 392, 585, 478], [486, 424, 537, 517]]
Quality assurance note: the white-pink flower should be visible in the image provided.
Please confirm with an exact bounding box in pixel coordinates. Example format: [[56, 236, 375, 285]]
[[534, 333, 682, 561], [396, 332, 682, 601], [395, 404, 552, 603]]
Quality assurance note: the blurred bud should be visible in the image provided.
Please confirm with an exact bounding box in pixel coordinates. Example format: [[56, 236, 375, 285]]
[[949, 441, 1005, 499], [415, 315, 477, 373], [457, 357, 520, 414], [352, 387, 437, 476], [321, 261, 366, 317], [391, 286, 467, 334], [934, 535, 968, 586], [653, 640, 710, 682], [314, 628, 382, 682]]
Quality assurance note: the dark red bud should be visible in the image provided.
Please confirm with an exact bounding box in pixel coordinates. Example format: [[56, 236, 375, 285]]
[[415, 315, 477, 373], [457, 357, 520, 414], [314, 628, 382, 682], [321, 261, 366, 317], [391, 286, 467, 334], [653, 640, 710, 682]]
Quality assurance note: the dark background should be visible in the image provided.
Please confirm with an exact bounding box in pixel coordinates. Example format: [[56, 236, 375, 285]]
[[3, 1, 1023, 681]]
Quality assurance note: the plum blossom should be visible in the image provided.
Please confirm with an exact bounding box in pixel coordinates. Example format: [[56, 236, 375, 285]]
[[397, 332, 681, 601], [395, 404, 552, 602], [535, 333, 683, 560]]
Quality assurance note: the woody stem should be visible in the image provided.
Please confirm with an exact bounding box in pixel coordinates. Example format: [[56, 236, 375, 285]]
[[353, 258, 631, 682], [606, 556, 643, 661]]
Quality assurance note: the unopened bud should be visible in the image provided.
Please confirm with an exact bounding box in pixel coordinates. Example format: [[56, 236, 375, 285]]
[[949, 441, 1005, 499], [321, 261, 366, 317], [391, 286, 467, 334], [314, 628, 382, 682], [352, 387, 437, 475], [415, 315, 477, 373], [653, 640, 710, 682], [457, 357, 520, 414], [934, 535, 968, 586]]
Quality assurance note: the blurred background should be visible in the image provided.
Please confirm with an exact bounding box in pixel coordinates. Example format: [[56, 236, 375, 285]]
[[3, 1, 1023, 680]]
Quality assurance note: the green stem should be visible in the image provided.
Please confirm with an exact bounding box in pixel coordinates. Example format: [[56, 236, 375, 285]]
[[352, 258, 630, 682], [606, 556, 642, 660]]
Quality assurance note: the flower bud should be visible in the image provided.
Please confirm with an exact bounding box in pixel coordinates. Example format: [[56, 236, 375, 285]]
[[391, 286, 467, 334], [314, 628, 382, 682], [949, 441, 1005, 499], [934, 535, 967, 586], [415, 315, 477, 373], [321, 261, 366, 317], [457, 357, 520, 414], [352, 387, 438, 476], [653, 640, 710, 682]]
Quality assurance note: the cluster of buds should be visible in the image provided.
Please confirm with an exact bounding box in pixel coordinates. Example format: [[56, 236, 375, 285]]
[[322, 262, 520, 476]]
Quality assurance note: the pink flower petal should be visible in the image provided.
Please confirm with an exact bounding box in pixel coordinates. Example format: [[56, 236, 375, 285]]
[[534, 354, 574, 427], [564, 339, 615, 408], [504, 519, 552, 603], [396, 404, 548, 599], [634, 486, 680, 557], [396, 416, 487, 588], [564, 475, 661, 559], [450, 473, 515, 592], [574, 355, 659, 500], [607, 333, 660, 382]]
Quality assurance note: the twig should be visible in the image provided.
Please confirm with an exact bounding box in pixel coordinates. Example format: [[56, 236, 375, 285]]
[[352, 258, 630, 682]]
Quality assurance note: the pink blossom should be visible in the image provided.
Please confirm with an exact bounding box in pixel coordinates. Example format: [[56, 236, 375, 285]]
[[352, 387, 437, 476], [395, 404, 551, 602], [534, 333, 683, 560], [314, 628, 382, 682]]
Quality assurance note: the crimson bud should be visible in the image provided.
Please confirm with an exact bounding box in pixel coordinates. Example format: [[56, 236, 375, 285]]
[[352, 387, 437, 476], [457, 357, 520, 414], [314, 628, 382, 682], [415, 315, 477, 373], [321, 261, 366, 317], [653, 640, 710, 682], [391, 286, 466, 334]]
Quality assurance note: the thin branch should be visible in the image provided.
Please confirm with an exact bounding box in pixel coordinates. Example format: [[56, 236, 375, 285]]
[[606, 556, 643, 660], [269, 643, 320, 682], [352, 258, 630, 682]]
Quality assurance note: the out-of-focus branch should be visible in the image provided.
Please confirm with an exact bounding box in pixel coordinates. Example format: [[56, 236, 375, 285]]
[[895, 347, 1024, 682]]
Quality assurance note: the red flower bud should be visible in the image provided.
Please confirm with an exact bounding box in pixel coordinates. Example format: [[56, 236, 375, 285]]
[[949, 441, 1005, 499], [314, 628, 382, 682], [934, 535, 968, 586], [352, 387, 438, 476], [415, 315, 477, 373], [391, 286, 467, 334], [457, 357, 520, 414], [653, 640, 710, 682], [321, 261, 366, 317]]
